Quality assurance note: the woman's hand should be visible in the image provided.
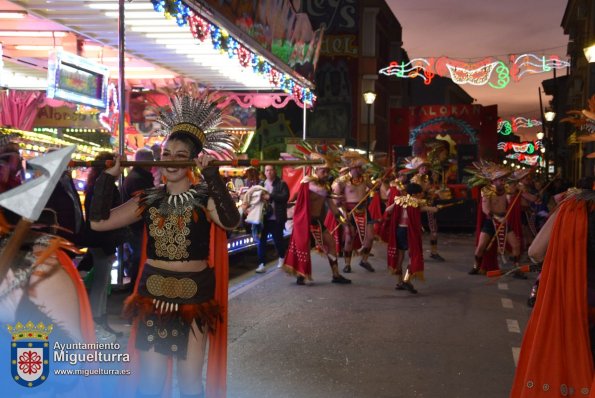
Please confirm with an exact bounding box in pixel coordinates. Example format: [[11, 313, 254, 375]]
[[104, 154, 123, 177], [195, 152, 214, 171]]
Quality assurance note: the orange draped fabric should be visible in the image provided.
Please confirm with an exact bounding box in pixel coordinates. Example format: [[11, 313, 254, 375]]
[[510, 198, 592, 397]]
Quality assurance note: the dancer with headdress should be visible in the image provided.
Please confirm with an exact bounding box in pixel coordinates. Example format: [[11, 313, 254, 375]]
[[409, 156, 445, 262], [283, 151, 351, 285], [332, 151, 376, 273], [467, 161, 522, 277], [89, 94, 240, 398]]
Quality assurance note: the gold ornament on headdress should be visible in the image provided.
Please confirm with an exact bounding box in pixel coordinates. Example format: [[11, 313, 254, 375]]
[[155, 94, 238, 158], [465, 160, 511, 187]]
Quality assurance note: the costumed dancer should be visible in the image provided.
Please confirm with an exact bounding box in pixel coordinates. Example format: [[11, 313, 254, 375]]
[[410, 157, 445, 262], [510, 188, 594, 397], [283, 153, 351, 285], [384, 183, 438, 294], [89, 94, 241, 398], [332, 151, 376, 273], [467, 161, 523, 277], [0, 146, 96, 396]]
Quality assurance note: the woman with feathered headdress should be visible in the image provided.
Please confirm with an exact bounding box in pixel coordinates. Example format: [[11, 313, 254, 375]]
[[89, 93, 240, 398]]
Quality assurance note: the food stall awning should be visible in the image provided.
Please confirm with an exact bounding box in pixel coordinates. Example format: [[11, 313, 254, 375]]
[[4, 0, 315, 103]]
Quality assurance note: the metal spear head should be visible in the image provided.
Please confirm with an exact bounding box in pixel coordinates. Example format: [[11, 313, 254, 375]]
[[0, 146, 76, 221]]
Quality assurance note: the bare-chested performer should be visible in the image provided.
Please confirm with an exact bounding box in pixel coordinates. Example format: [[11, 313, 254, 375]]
[[332, 151, 376, 273], [469, 162, 522, 275], [283, 153, 351, 285]]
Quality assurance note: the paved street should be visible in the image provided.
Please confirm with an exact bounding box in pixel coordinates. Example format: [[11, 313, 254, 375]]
[[225, 234, 535, 398], [107, 233, 535, 398]]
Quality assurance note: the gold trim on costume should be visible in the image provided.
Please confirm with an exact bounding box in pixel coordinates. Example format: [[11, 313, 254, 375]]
[[171, 122, 206, 145], [394, 194, 426, 208], [481, 185, 497, 198], [148, 207, 192, 260], [146, 274, 199, 299]]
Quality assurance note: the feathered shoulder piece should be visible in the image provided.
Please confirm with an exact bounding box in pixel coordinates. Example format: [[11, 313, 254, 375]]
[[155, 93, 239, 158], [394, 194, 426, 208]]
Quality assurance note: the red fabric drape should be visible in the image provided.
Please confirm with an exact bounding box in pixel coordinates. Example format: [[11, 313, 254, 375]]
[[386, 199, 424, 277], [282, 167, 305, 202], [0, 90, 44, 130], [284, 182, 313, 279], [510, 198, 592, 397], [475, 194, 498, 271]]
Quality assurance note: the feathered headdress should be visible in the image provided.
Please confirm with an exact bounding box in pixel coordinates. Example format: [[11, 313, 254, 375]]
[[155, 94, 238, 159], [292, 141, 341, 170], [402, 156, 430, 171], [465, 160, 511, 187], [341, 150, 368, 168]]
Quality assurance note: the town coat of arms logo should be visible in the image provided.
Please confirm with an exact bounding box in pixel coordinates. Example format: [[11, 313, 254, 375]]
[[7, 321, 53, 387]]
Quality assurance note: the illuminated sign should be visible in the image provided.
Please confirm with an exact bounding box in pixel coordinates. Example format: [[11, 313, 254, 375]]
[[47, 49, 110, 109]]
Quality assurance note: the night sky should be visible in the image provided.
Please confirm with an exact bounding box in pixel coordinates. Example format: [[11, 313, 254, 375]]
[[386, 0, 568, 127]]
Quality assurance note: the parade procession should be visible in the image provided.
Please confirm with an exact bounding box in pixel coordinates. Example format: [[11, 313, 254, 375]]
[[0, 0, 594, 397]]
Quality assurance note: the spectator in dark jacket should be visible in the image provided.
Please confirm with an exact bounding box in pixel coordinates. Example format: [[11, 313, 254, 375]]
[[122, 148, 155, 284], [255, 165, 289, 273], [84, 151, 127, 342]]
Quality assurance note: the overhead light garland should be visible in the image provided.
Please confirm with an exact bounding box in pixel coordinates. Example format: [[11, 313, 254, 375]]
[[150, 0, 315, 105], [505, 152, 541, 166], [380, 53, 569, 89], [498, 117, 542, 134]]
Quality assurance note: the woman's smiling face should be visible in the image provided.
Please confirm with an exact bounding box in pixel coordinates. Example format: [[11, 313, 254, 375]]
[[161, 139, 192, 183]]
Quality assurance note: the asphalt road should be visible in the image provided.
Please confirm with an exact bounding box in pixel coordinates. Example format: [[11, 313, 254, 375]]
[[225, 234, 535, 398]]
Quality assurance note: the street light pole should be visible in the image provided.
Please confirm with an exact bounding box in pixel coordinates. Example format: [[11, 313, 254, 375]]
[[363, 91, 376, 159]]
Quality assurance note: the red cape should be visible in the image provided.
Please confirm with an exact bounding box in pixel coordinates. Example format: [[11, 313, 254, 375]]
[[284, 182, 313, 279], [510, 197, 592, 397], [386, 197, 424, 278], [324, 209, 341, 255], [475, 196, 498, 272], [368, 192, 383, 237]]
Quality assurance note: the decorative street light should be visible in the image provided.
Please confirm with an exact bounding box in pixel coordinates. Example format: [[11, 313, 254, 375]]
[[584, 43, 595, 63], [544, 108, 556, 122], [536, 131, 544, 140], [363, 91, 376, 158]]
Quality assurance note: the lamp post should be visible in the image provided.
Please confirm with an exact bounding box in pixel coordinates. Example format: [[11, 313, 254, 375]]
[[363, 91, 376, 158], [544, 108, 556, 179]]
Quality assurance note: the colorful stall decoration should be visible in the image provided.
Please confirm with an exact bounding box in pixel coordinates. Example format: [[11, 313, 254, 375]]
[[1, 127, 112, 161], [150, 0, 316, 105], [380, 53, 569, 90]]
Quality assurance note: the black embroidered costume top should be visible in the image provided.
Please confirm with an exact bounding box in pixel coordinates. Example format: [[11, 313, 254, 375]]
[[138, 184, 211, 261]]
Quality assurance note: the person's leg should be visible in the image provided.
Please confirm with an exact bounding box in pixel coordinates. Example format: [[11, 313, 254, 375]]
[[470, 232, 492, 274], [272, 220, 286, 262], [256, 221, 271, 273], [506, 230, 526, 279], [137, 348, 169, 396], [428, 212, 445, 261], [342, 225, 354, 273], [177, 321, 208, 397], [359, 223, 375, 272], [322, 230, 350, 284], [88, 248, 113, 319]]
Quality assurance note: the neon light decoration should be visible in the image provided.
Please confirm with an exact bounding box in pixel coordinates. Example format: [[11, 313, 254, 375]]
[[446, 61, 499, 86], [380, 52, 569, 90], [510, 54, 570, 81], [151, 0, 315, 105], [506, 153, 541, 166], [498, 120, 512, 135], [378, 59, 435, 85], [498, 141, 537, 154]]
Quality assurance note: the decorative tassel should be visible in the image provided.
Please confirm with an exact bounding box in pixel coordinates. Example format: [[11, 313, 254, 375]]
[[162, 175, 168, 184], [158, 216, 165, 229]]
